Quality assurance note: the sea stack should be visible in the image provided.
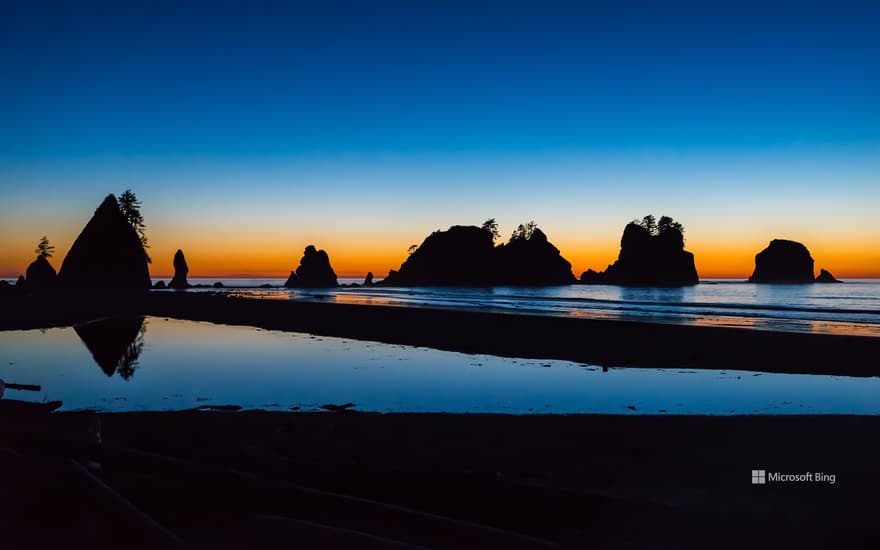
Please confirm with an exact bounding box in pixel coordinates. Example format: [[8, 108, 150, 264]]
[[815, 268, 842, 283], [748, 240, 815, 283], [363, 272, 374, 286], [494, 228, 575, 285], [381, 223, 575, 286], [284, 245, 338, 288], [581, 218, 698, 286], [382, 225, 495, 286], [25, 255, 57, 289], [57, 194, 152, 289], [168, 249, 191, 289]]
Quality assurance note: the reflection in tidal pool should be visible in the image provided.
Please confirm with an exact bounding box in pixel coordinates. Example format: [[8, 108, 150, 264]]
[[0, 317, 878, 414]]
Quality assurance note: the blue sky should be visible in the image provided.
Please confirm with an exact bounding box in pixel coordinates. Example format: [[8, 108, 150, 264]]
[[1, 0, 878, 277]]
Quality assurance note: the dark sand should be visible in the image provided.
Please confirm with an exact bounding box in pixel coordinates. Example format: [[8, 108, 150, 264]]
[[2, 410, 878, 548]]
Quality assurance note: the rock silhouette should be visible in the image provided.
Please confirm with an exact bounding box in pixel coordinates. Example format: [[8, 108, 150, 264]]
[[15, 275, 25, 286], [748, 240, 815, 283], [382, 226, 495, 286], [363, 272, 374, 286], [284, 245, 338, 288], [815, 268, 842, 283], [581, 221, 698, 286], [381, 223, 574, 286], [57, 194, 152, 289], [153, 280, 167, 289], [169, 249, 191, 289], [25, 255, 57, 289], [494, 228, 575, 285], [74, 317, 146, 379]]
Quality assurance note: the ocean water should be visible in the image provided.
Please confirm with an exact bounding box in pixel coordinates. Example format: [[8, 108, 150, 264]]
[[1, 317, 878, 415], [216, 279, 880, 337]]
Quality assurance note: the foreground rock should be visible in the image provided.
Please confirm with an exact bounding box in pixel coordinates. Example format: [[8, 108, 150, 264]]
[[284, 245, 338, 288], [380, 223, 574, 286], [582, 219, 698, 286], [748, 240, 815, 283], [815, 268, 842, 283], [168, 249, 190, 289], [25, 255, 57, 289], [57, 194, 152, 289]]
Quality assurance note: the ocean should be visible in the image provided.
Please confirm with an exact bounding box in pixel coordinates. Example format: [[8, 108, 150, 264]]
[[187, 278, 880, 337]]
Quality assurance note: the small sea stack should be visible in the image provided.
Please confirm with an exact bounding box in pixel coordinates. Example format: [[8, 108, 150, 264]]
[[284, 245, 338, 288], [24, 255, 57, 290], [581, 216, 698, 286], [815, 268, 842, 283], [748, 240, 815, 283], [168, 249, 191, 289], [363, 272, 374, 286], [57, 194, 152, 290]]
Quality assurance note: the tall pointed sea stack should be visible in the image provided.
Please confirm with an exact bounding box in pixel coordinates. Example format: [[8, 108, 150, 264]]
[[284, 245, 338, 288], [58, 194, 152, 289], [168, 249, 191, 289]]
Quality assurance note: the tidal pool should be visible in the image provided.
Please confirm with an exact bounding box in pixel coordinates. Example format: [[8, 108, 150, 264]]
[[1, 317, 878, 414]]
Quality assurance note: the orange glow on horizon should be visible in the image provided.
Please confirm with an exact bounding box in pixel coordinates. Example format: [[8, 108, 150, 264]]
[[3, 233, 878, 281]]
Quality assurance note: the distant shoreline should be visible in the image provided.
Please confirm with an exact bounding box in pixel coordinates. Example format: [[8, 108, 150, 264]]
[[2, 292, 877, 377]]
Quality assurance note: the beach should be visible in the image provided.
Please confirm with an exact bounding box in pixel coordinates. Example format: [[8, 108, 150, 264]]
[[2, 291, 879, 547], [3, 409, 878, 548]]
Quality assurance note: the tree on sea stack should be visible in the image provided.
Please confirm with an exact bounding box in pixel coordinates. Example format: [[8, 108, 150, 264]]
[[35, 236, 54, 258], [119, 189, 151, 263]]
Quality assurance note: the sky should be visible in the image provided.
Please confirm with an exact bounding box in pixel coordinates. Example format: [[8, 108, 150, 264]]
[[1, 0, 878, 279]]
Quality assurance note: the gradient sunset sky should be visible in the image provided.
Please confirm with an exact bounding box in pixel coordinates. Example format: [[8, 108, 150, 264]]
[[2, 0, 878, 279]]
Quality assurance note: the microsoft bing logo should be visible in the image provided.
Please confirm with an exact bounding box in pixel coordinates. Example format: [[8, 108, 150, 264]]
[[751, 470, 766, 484]]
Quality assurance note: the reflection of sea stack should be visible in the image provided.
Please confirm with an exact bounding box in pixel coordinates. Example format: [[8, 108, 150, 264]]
[[25, 255, 57, 289], [74, 317, 146, 378], [58, 194, 151, 289], [748, 240, 815, 283], [284, 245, 338, 288], [815, 268, 842, 283], [582, 219, 698, 286], [169, 249, 191, 289]]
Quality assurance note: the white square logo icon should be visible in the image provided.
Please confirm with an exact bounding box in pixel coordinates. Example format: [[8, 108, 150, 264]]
[[752, 470, 766, 484]]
